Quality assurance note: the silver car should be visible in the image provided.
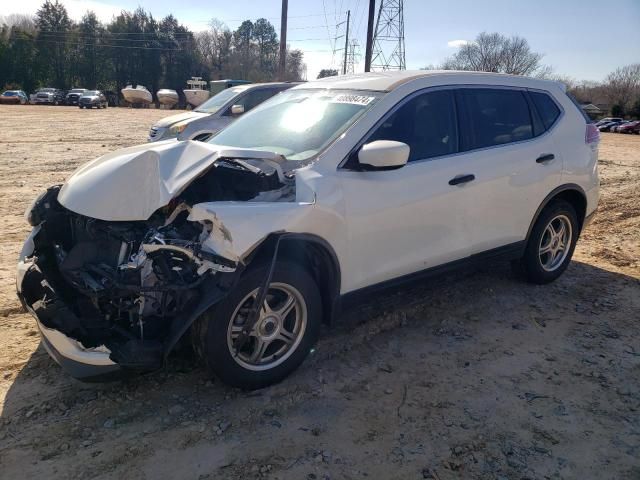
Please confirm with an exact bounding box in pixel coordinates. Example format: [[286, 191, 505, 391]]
[[148, 82, 297, 142]]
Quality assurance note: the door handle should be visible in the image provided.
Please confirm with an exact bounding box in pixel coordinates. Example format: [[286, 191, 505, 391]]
[[448, 174, 475, 186], [536, 153, 555, 164]]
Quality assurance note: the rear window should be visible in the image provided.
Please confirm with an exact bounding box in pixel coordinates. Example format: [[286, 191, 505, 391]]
[[530, 91, 561, 130], [565, 92, 592, 123], [459, 88, 533, 150]]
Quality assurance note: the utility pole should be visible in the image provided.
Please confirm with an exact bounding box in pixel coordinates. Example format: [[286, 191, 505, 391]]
[[342, 10, 350, 75], [278, 0, 288, 80], [364, 0, 376, 72]]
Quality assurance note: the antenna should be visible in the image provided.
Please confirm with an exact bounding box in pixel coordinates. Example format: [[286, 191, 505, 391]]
[[371, 0, 406, 71]]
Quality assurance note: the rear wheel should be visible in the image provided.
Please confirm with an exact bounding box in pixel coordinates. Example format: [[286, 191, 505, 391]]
[[193, 261, 321, 389], [519, 199, 579, 284]]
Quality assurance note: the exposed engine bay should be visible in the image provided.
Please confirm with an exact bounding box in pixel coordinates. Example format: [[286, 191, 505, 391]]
[[19, 155, 294, 372]]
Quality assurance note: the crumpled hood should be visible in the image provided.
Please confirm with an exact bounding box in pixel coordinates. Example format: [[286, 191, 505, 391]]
[[153, 111, 209, 128], [57, 140, 284, 221]]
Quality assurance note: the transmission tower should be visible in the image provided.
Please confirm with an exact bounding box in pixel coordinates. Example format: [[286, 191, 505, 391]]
[[371, 0, 406, 71], [345, 40, 361, 74]]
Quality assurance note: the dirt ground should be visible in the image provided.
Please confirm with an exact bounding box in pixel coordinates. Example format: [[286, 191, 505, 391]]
[[0, 105, 638, 480]]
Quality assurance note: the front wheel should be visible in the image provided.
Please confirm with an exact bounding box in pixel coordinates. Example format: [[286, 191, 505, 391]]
[[193, 261, 321, 389], [519, 199, 579, 284]]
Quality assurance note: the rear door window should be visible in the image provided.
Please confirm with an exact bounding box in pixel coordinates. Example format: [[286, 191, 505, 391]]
[[530, 91, 561, 130], [458, 88, 533, 150]]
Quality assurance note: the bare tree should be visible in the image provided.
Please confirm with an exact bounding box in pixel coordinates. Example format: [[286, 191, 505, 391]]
[[604, 63, 640, 111], [0, 14, 37, 31], [442, 32, 548, 76]]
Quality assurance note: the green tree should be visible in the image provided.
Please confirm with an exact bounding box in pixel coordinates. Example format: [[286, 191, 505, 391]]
[[0, 16, 39, 92], [611, 104, 624, 117], [232, 20, 254, 79], [35, 0, 72, 87], [630, 98, 640, 119], [252, 18, 278, 78], [284, 48, 305, 81], [72, 12, 105, 88], [317, 68, 338, 79]]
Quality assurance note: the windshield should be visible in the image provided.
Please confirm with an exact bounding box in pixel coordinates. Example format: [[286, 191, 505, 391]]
[[195, 87, 246, 114], [70, 89, 85, 93], [2, 91, 17, 96], [39, 88, 55, 93], [84, 91, 99, 95], [208, 89, 382, 163]]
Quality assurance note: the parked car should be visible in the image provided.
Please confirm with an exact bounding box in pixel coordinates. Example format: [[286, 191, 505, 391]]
[[613, 121, 634, 132], [148, 82, 297, 142], [17, 71, 599, 388], [595, 117, 622, 127], [616, 120, 640, 134], [598, 121, 625, 132], [0, 90, 29, 104], [65, 88, 87, 105], [79, 90, 108, 109], [33, 88, 65, 105]]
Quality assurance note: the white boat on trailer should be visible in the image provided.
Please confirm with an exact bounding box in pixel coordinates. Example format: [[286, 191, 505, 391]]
[[121, 84, 152, 105], [156, 89, 179, 107], [184, 77, 209, 107]]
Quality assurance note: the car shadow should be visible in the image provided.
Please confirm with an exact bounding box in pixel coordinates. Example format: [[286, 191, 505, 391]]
[[1, 258, 638, 471]]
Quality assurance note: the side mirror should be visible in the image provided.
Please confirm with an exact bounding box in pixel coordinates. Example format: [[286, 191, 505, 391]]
[[358, 140, 409, 170], [231, 104, 245, 115]]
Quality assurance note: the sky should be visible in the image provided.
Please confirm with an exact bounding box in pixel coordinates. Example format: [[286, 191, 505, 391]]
[[6, 0, 640, 82]]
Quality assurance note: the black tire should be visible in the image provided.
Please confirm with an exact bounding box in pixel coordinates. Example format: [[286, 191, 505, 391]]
[[519, 199, 580, 284], [193, 260, 321, 390]]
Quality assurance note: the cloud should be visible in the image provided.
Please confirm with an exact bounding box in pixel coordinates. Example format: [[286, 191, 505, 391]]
[[447, 39, 470, 48]]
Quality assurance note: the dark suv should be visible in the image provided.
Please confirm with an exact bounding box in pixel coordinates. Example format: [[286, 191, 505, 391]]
[[79, 90, 108, 109], [65, 89, 87, 105]]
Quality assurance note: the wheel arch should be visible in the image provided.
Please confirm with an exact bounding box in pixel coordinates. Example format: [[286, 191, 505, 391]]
[[526, 184, 587, 243], [245, 233, 342, 325]]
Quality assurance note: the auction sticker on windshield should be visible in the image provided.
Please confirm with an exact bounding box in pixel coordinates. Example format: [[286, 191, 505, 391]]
[[330, 94, 375, 105]]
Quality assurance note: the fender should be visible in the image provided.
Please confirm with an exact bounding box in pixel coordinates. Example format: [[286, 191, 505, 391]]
[[164, 231, 343, 356], [525, 183, 587, 244], [245, 232, 343, 325]]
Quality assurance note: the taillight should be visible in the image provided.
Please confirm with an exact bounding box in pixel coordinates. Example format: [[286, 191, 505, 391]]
[[585, 123, 600, 144]]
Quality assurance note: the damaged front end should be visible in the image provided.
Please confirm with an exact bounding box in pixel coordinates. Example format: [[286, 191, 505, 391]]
[[17, 144, 295, 380]]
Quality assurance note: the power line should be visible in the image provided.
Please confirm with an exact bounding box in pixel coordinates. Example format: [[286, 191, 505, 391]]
[[12, 34, 335, 55], [34, 31, 327, 43]]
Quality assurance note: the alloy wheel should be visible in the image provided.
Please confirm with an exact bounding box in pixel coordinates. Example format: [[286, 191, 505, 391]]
[[538, 214, 572, 272], [226, 283, 307, 371]]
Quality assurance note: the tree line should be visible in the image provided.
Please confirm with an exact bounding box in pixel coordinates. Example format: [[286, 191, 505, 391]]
[[0, 0, 305, 95]]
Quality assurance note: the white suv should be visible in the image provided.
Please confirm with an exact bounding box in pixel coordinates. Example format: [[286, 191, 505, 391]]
[[17, 71, 599, 389]]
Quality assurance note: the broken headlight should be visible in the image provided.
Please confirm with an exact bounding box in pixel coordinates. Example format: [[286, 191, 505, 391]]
[[25, 185, 61, 226]]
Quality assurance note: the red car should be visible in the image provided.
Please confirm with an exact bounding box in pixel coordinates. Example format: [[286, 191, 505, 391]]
[[617, 120, 640, 134], [0, 90, 29, 104]]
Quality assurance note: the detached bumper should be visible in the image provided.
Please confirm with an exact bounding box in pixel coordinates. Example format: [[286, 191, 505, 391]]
[[17, 228, 120, 380], [36, 318, 120, 380]]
